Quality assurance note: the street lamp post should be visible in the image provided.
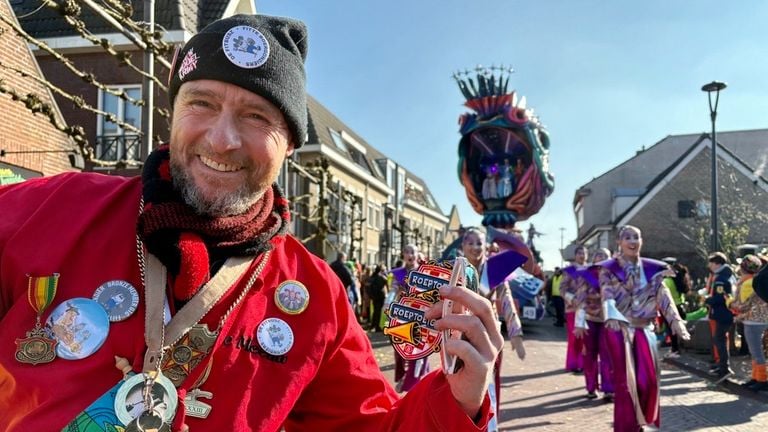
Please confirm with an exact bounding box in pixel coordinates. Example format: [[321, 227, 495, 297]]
[[701, 81, 727, 252]]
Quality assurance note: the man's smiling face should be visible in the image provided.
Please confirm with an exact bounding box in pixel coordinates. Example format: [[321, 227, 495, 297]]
[[169, 79, 294, 217]]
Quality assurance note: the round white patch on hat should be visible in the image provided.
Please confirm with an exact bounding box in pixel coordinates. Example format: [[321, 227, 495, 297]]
[[222, 25, 270, 69]]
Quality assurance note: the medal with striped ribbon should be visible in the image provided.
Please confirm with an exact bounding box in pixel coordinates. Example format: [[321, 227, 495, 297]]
[[15, 273, 60, 365]]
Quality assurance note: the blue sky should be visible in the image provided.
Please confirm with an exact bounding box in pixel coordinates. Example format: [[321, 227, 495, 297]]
[[257, 1, 768, 270]]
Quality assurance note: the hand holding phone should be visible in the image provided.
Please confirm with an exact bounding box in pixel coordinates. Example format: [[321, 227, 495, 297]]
[[441, 256, 468, 374]]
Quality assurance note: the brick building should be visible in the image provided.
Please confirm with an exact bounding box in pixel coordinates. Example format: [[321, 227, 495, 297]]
[[573, 129, 768, 279], [0, 0, 77, 183]]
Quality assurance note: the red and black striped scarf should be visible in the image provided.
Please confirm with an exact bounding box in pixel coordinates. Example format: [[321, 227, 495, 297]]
[[137, 145, 290, 300]]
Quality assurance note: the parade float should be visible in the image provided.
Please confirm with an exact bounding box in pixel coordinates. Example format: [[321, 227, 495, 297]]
[[451, 65, 555, 320]]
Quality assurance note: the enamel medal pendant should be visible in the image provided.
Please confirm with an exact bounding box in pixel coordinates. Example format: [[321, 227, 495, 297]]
[[15, 274, 59, 365], [161, 323, 218, 387], [115, 371, 178, 428]]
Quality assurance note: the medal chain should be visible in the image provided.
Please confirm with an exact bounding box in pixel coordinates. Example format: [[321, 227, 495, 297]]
[[136, 191, 271, 413], [136, 196, 167, 415], [163, 249, 271, 349], [185, 250, 271, 395], [215, 250, 270, 333]]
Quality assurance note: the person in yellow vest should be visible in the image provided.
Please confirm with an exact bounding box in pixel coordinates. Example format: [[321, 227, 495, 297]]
[[730, 254, 768, 391], [549, 268, 565, 327]]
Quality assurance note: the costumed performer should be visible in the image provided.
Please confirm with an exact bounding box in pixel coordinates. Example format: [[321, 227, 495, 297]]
[[600, 226, 690, 431], [572, 248, 614, 400], [559, 245, 588, 373]]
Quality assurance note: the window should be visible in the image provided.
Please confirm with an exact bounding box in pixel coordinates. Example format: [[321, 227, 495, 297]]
[[677, 200, 696, 218], [371, 159, 384, 178], [374, 206, 382, 230], [367, 202, 383, 230], [347, 146, 372, 175], [329, 129, 348, 152], [368, 203, 375, 228], [97, 85, 142, 161], [329, 129, 372, 175], [696, 199, 711, 218], [575, 201, 584, 230], [425, 192, 437, 209]]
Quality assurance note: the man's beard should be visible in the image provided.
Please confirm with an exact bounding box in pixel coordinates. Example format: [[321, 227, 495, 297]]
[[170, 158, 265, 217]]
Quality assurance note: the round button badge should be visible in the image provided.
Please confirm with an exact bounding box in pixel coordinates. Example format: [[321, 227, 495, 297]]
[[46, 297, 109, 360], [274, 280, 309, 315], [256, 317, 294, 356], [221, 25, 270, 69], [93, 280, 139, 322]]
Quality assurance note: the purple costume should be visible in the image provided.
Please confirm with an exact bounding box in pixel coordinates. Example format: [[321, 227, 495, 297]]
[[600, 257, 683, 431], [560, 266, 586, 372], [572, 265, 614, 395]]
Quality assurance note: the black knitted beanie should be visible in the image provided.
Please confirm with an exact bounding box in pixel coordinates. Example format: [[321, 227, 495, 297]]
[[168, 14, 308, 147]]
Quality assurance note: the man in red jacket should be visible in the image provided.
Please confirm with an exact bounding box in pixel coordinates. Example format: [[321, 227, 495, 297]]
[[0, 13, 501, 432]]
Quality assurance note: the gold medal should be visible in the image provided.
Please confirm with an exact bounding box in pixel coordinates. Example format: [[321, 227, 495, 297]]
[[161, 323, 217, 387], [15, 274, 59, 365]]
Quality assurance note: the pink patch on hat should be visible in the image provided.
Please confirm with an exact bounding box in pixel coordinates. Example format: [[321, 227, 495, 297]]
[[178, 48, 200, 80]]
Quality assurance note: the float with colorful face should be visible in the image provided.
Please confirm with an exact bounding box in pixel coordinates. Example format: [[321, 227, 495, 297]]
[[454, 66, 554, 229]]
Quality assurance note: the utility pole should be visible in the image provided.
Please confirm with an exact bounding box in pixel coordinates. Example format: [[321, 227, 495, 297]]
[[140, 0, 155, 162]]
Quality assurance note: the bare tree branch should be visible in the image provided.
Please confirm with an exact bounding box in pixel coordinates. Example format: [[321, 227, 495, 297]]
[[0, 59, 142, 134], [39, 0, 168, 92], [0, 11, 145, 108], [0, 80, 143, 167], [76, 0, 172, 68]]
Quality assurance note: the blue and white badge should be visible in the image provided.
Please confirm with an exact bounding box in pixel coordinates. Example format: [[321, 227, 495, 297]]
[[256, 318, 294, 356], [93, 280, 139, 322], [46, 297, 109, 360], [222, 25, 270, 69]]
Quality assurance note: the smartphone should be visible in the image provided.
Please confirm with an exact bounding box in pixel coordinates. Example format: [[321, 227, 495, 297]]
[[441, 256, 468, 374]]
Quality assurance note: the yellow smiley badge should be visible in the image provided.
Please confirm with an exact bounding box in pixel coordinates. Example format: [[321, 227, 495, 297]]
[[274, 281, 309, 315]]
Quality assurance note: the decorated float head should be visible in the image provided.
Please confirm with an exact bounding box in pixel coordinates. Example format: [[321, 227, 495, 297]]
[[453, 65, 555, 228]]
